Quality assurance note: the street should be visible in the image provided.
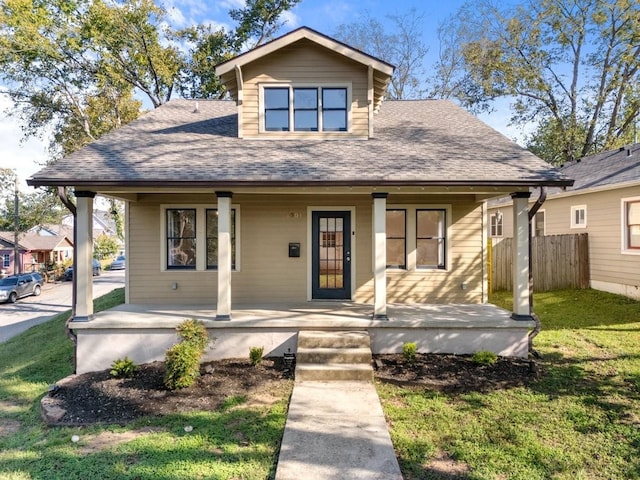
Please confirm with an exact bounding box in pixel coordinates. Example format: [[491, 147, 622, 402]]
[[0, 270, 125, 343]]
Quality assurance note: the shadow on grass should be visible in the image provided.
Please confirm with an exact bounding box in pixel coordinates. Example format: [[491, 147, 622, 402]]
[[0, 408, 285, 480]]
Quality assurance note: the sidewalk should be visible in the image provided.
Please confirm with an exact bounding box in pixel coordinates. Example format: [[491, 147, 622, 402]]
[[275, 381, 403, 480]]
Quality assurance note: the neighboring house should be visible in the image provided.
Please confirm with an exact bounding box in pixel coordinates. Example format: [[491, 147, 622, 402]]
[[27, 27, 571, 374], [488, 143, 640, 300], [0, 231, 73, 275]]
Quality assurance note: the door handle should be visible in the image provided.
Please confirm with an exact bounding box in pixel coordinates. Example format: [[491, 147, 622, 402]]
[[345, 251, 351, 263]]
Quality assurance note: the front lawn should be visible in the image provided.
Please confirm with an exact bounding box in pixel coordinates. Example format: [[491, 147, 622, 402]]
[[0, 288, 291, 480], [379, 289, 640, 479]]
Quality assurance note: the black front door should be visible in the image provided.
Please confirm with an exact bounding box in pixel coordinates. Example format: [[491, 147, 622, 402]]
[[312, 211, 351, 299]]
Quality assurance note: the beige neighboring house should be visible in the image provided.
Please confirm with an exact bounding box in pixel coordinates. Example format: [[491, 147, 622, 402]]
[[27, 27, 571, 374], [488, 143, 640, 299]]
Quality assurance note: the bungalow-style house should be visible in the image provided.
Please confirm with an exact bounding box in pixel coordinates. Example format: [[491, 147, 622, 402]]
[[488, 143, 640, 300], [27, 27, 571, 374], [0, 231, 73, 276]]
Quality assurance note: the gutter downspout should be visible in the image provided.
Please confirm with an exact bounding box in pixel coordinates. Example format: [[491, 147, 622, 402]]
[[57, 187, 78, 373], [527, 187, 546, 358]]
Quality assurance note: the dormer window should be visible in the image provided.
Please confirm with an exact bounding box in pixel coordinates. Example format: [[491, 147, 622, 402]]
[[261, 85, 349, 133]]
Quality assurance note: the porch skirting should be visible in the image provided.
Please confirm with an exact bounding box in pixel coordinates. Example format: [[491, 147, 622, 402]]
[[69, 303, 535, 374]]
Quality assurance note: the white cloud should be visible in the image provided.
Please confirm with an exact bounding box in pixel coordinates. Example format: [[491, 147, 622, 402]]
[[0, 93, 49, 191], [280, 10, 300, 29]]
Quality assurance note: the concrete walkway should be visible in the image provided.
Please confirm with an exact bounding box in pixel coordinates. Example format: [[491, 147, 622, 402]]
[[275, 381, 403, 480]]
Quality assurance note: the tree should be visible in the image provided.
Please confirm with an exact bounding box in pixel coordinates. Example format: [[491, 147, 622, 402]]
[[94, 233, 120, 260], [229, 0, 302, 49], [333, 9, 428, 100], [443, 0, 640, 164], [0, 189, 64, 232]]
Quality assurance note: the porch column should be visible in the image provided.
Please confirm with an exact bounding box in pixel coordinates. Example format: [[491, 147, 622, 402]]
[[75, 191, 95, 321], [372, 193, 388, 320], [216, 192, 232, 320], [511, 192, 532, 320]]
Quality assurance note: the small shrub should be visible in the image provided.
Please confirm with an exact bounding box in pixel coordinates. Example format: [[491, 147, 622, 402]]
[[176, 319, 209, 352], [164, 342, 202, 390], [109, 357, 137, 378], [402, 342, 417, 364], [472, 350, 498, 365], [250, 346, 264, 366]]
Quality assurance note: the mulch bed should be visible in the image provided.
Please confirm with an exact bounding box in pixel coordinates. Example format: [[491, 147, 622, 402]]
[[45, 354, 540, 425]]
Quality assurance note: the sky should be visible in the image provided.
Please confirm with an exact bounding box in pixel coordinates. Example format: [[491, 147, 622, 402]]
[[0, 0, 517, 191]]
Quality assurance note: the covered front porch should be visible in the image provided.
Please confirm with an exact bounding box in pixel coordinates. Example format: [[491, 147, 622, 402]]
[[70, 302, 533, 374]]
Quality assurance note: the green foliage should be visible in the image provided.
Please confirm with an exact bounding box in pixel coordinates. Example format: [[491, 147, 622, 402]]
[[472, 350, 498, 365], [93, 233, 120, 260], [402, 342, 417, 364], [176, 319, 210, 352], [109, 356, 138, 378], [250, 346, 264, 366], [0, 188, 65, 232], [229, 0, 302, 49], [164, 319, 210, 390]]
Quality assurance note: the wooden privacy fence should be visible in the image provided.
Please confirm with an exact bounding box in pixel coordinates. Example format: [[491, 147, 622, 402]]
[[490, 233, 589, 292]]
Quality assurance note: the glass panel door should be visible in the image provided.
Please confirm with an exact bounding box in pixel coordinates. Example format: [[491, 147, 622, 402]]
[[312, 211, 351, 299]]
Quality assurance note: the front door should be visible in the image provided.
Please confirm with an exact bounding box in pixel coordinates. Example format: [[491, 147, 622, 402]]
[[312, 211, 351, 299]]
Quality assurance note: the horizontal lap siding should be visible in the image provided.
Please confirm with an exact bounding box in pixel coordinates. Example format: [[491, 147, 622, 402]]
[[128, 194, 484, 305], [241, 40, 369, 138]]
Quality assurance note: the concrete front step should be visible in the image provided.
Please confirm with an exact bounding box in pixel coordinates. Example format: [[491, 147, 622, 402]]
[[297, 347, 372, 364], [297, 330, 371, 349], [296, 330, 373, 381], [295, 363, 374, 381]]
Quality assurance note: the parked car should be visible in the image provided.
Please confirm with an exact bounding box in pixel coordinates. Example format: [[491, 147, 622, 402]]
[[110, 255, 126, 270], [64, 259, 101, 281], [0, 273, 43, 303]]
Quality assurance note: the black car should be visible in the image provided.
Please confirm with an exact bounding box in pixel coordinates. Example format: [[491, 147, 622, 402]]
[[64, 260, 102, 281], [0, 273, 43, 303]]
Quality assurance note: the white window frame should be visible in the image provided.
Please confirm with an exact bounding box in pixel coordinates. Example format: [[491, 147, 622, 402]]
[[621, 196, 640, 255], [570, 205, 587, 229], [2, 254, 10, 268], [489, 211, 503, 237], [160, 204, 241, 271], [533, 209, 546, 237], [259, 83, 352, 134], [384, 204, 452, 271]]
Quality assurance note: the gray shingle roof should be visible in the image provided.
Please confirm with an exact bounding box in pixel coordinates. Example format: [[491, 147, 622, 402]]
[[559, 143, 640, 191], [28, 99, 571, 188]]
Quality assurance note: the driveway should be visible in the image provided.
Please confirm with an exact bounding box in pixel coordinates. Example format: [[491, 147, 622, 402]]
[[0, 270, 125, 344]]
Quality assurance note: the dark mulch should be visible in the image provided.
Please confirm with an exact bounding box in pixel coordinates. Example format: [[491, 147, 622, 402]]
[[47, 354, 540, 425]]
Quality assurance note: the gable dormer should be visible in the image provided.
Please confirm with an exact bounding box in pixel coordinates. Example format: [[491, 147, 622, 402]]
[[215, 27, 394, 139]]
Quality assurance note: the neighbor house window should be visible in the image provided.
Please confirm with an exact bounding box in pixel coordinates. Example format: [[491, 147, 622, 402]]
[[623, 199, 640, 251], [489, 212, 503, 237], [2, 254, 9, 268], [386, 209, 406, 269], [262, 86, 348, 132], [534, 211, 545, 237], [571, 205, 587, 228], [416, 209, 446, 269], [166, 209, 196, 269], [206, 208, 237, 269]]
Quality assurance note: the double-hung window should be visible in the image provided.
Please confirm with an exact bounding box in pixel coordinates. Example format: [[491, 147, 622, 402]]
[[623, 198, 640, 252], [571, 205, 587, 228], [164, 206, 239, 270], [263, 86, 348, 132], [416, 209, 446, 269], [489, 212, 503, 237], [2, 254, 10, 268]]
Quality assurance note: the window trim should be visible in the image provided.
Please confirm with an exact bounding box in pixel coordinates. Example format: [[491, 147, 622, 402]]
[[570, 205, 587, 229], [416, 208, 447, 270], [621, 196, 640, 255], [259, 83, 352, 134], [2, 254, 10, 268], [161, 204, 241, 272], [489, 211, 503, 238], [533, 209, 546, 237], [205, 208, 237, 270], [384, 204, 451, 271]]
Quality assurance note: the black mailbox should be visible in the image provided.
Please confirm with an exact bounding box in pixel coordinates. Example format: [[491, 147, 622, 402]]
[[288, 243, 301, 257]]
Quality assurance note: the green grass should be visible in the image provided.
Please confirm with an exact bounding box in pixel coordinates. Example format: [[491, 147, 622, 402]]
[[0, 288, 291, 480], [380, 288, 640, 480]]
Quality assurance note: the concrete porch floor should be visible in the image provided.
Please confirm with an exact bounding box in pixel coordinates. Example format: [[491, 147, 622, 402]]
[[69, 302, 535, 374]]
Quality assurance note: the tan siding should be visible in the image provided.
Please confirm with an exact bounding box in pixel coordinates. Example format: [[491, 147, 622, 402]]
[[488, 186, 640, 291], [241, 39, 369, 138], [128, 194, 485, 305]]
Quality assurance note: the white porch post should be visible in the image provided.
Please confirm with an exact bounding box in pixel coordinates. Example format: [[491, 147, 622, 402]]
[[372, 193, 388, 319], [216, 192, 232, 320], [75, 191, 95, 321], [511, 192, 532, 320]]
